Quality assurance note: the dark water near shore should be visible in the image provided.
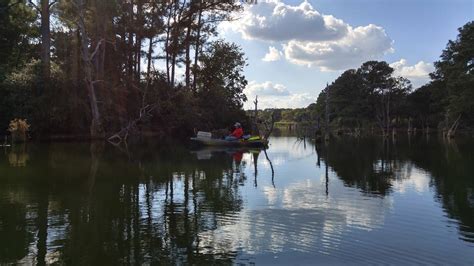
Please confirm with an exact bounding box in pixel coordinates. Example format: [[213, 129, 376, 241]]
[[0, 136, 473, 264]]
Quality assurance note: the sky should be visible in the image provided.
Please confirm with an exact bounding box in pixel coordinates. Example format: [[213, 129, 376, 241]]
[[217, 0, 474, 109]]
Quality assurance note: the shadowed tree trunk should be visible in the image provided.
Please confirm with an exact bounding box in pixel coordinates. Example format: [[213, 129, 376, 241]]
[[165, 4, 171, 85], [135, 0, 143, 81], [192, 7, 202, 92], [185, 23, 192, 88], [40, 0, 51, 87], [29, 0, 56, 93], [169, 0, 185, 88], [325, 83, 330, 140]]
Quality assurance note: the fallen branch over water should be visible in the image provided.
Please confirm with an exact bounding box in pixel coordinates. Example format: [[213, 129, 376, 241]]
[[447, 114, 462, 138], [108, 104, 157, 145]]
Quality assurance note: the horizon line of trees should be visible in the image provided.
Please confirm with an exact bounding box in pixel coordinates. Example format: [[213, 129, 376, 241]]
[[1, 0, 250, 140], [258, 21, 474, 137]]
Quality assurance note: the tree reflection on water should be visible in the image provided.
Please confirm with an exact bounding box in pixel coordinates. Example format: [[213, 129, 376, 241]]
[[315, 137, 474, 243], [0, 136, 473, 264]]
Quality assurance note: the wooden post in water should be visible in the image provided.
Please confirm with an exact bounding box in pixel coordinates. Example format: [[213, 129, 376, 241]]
[[254, 95, 258, 125], [253, 95, 259, 135]]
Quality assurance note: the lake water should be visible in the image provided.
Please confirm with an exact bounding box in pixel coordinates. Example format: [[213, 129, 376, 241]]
[[1, 136, 473, 264]]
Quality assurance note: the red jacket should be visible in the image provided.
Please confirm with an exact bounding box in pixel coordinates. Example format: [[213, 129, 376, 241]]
[[231, 127, 243, 138]]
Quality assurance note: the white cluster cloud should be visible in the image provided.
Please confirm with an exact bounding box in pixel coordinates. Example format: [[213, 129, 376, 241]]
[[246, 80, 290, 96], [239, 1, 348, 42], [285, 24, 393, 70], [244, 81, 315, 109], [262, 46, 283, 62], [196, 178, 391, 256], [229, 0, 394, 70], [390, 59, 434, 87]]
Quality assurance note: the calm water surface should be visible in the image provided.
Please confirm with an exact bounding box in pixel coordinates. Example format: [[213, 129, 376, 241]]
[[0, 136, 473, 264]]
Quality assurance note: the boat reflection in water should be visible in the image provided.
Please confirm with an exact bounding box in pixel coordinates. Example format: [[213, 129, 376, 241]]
[[0, 136, 473, 264]]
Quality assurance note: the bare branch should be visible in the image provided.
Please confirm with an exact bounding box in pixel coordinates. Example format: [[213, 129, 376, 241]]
[[89, 39, 105, 61], [49, 0, 58, 8], [27, 0, 40, 13], [108, 103, 159, 145]]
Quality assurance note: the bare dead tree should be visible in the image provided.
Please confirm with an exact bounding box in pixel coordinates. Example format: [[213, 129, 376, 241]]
[[74, 0, 104, 138], [252, 95, 260, 134], [253, 95, 258, 124]]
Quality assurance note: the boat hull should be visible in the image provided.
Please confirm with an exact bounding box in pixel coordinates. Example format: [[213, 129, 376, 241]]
[[190, 137, 268, 147]]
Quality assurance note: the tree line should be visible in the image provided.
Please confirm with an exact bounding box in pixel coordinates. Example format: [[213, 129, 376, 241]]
[[0, 0, 249, 140], [263, 21, 474, 137]]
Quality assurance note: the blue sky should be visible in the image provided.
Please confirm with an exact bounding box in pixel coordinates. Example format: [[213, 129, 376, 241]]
[[218, 0, 473, 109]]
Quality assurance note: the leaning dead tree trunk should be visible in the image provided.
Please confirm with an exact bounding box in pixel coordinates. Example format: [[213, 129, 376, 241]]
[[109, 38, 159, 146], [75, 0, 104, 138], [108, 104, 157, 145], [447, 114, 461, 138]]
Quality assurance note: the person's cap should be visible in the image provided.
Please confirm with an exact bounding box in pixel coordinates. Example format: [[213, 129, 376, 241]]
[[234, 122, 241, 127]]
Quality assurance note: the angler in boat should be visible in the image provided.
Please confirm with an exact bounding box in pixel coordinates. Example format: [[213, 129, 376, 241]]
[[225, 122, 244, 141], [191, 122, 268, 147]]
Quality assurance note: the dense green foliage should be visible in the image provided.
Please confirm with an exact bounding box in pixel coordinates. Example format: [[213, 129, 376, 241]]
[[194, 41, 248, 130], [0, 0, 37, 81], [0, 0, 248, 139], [432, 22, 474, 127], [314, 61, 412, 133]]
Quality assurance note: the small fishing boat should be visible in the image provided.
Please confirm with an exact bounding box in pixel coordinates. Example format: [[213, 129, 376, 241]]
[[190, 131, 268, 148]]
